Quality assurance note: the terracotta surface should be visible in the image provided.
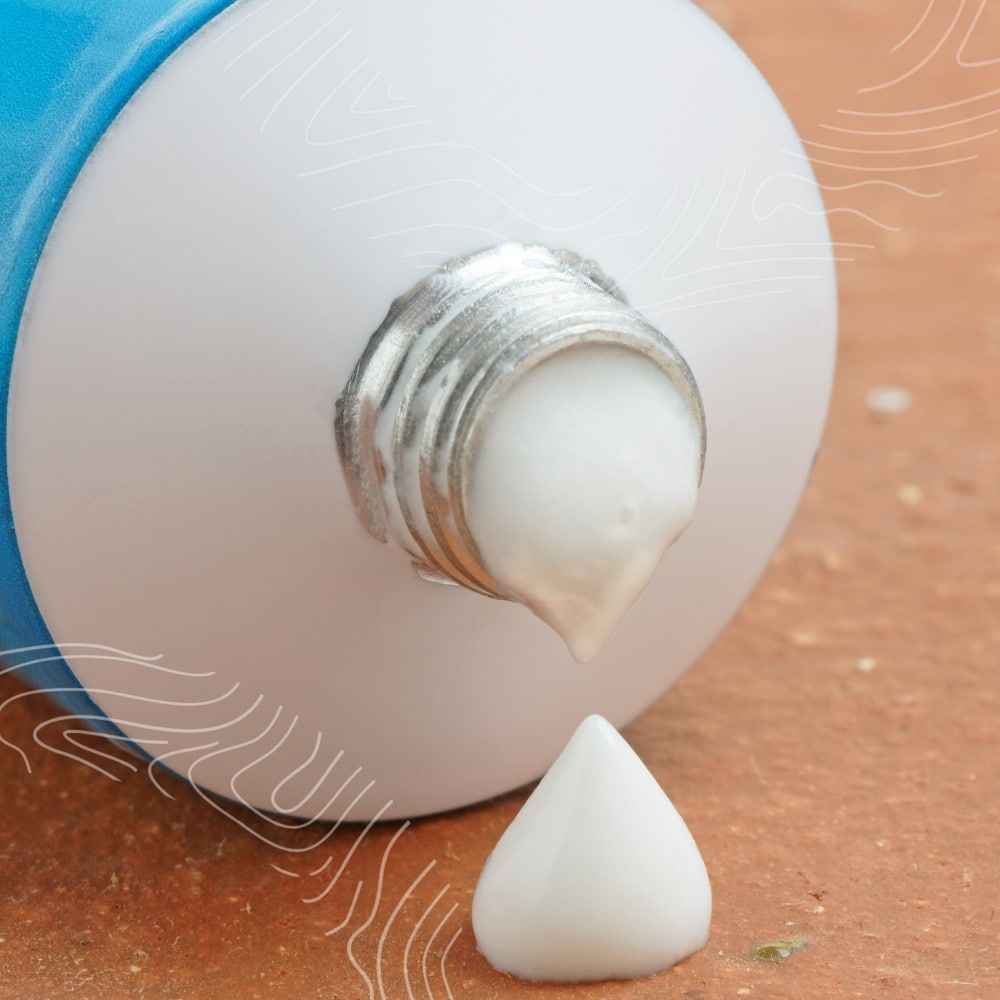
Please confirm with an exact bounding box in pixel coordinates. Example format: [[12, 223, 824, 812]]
[[2, 1, 999, 996]]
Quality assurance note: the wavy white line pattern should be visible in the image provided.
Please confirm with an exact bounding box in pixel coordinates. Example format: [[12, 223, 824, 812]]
[[423, 901, 461, 1000], [321, 854, 463, 1000], [403, 884, 452, 1000], [859, 0, 970, 95], [211, 0, 835, 315], [800, 0, 1000, 237], [217, 0, 608, 271], [0, 642, 461, 996], [619, 169, 842, 316], [957, 0, 1000, 66], [345, 822, 410, 1000]]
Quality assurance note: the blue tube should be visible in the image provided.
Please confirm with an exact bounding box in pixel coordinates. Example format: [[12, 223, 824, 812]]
[[0, 0, 239, 710]]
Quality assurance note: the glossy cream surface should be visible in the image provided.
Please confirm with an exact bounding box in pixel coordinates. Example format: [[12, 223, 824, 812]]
[[466, 346, 702, 662], [472, 714, 712, 982]]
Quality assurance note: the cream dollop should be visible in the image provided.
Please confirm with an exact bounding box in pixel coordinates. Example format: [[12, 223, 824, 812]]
[[471, 714, 712, 982], [466, 345, 701, 662]]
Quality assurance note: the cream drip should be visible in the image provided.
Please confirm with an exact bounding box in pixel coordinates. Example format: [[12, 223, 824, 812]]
[[466, 345, 702, 662]]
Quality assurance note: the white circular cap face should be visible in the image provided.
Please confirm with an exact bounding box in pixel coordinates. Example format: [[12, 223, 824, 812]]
[[8, 0, 836, 819]]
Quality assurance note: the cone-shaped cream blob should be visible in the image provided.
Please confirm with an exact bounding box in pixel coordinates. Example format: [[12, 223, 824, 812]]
[[466, 345, 701, 662], [472, 714, 711, 982]]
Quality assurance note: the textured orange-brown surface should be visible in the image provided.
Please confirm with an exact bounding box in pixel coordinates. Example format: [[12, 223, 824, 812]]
[[2, 1, 999, 997]]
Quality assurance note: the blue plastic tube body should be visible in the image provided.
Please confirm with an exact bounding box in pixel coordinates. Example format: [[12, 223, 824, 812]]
[[0, 0, 239, 709]]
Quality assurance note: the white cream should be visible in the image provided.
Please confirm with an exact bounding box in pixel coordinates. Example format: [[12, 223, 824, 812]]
[[471, 714, 712, 982], [466, 345, 702, 662]]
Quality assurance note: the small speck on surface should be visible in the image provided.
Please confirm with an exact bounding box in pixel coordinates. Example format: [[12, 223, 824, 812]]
[[867, 386, 913, 415], [898, 484, 924, 506], [856, 657, 877, 673], [750, 938, 808, 962]]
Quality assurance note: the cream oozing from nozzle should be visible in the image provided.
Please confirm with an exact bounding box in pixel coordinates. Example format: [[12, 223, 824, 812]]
[[335, 244, 704, 663], [465, 345, 702, 663]]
